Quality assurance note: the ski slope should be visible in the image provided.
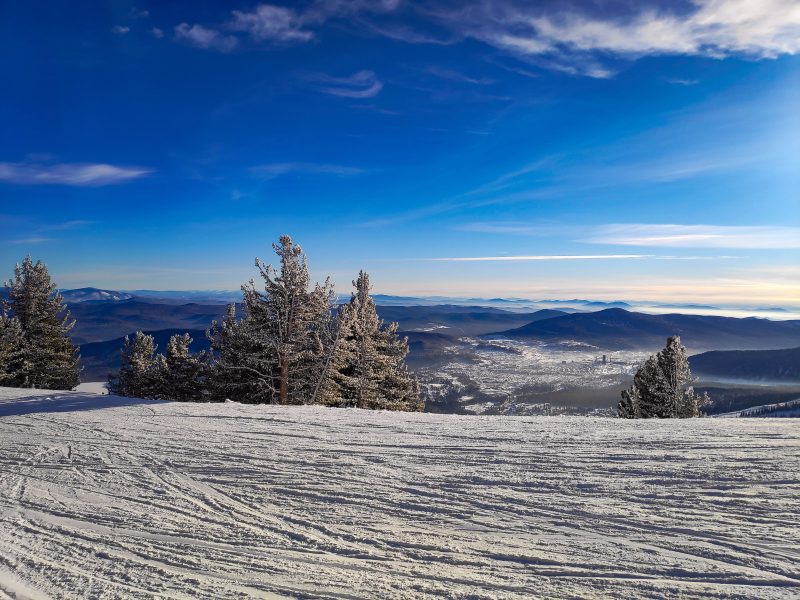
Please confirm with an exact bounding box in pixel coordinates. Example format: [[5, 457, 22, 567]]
[[0, 386, 798, 599]]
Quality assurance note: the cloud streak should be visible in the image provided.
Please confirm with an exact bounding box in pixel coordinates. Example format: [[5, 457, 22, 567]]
[[250, 162, 365, 178], [584, 224, 800, 249], [0, 161, 151, 186], [308, 70, 383, 98], [427, 254, 651, 262]]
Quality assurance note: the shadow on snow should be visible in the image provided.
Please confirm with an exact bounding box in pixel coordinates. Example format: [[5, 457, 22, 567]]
[[0, 391, 166, 417]]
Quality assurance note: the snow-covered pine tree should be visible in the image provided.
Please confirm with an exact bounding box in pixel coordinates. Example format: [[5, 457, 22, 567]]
[[617, 384, 640, 418], [109, 331, 160, 398], [238, 235, 336, 404], [0, 311, 27, 387], [4, 257, 80, 389], [161, 333, 209, 402], [207, 304, 263, 402], [619, 336, 709, 418], [321, 271, 422, 411]]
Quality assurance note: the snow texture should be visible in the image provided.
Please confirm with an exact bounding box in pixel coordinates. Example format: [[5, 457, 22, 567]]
[[0, 386, 798, 599]]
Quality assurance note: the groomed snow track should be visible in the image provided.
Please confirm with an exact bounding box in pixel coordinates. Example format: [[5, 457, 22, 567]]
[[0, 386, 798, 599]]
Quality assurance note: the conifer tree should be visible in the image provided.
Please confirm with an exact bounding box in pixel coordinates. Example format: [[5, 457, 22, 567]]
[[207, 304, 263, 402], [234, 235, 336, 404], [0, 311, 27, 387], [161, 333, 209, 401], [3, 257, 80, 389], [109, 331, 159, 398], [322, 271, 422, 411], [617, 336, 709, 418]]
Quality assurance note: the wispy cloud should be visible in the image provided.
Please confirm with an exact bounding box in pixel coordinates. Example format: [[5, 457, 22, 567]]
[[429, 0, 800, 77], [111, 25, 130, 35], [0, 161, 151, 186], [151, 27, 164, 39], [308, 70, 383, 98], [427, 254, 651, 262], [174, 23, 238, 52], [9, 236, 51, 245], [664, 77, 699, 86], [459, 222, 800, 250], [250, 162, 365, 179], [426, 66, 494, 85], [584, 224, 800, 249], [173, 2, 402, 52], [228, 5, 313, 43]]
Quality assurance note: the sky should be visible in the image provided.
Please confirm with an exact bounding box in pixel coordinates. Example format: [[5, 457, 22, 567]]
[[1, 0, 798, 306]]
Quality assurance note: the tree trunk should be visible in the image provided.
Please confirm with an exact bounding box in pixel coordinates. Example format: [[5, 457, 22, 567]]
[[279, 358, 289, 404]]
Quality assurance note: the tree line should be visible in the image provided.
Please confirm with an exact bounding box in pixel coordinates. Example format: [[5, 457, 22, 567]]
[[0, 242, 712, 418], [108, 235, 422, 411]]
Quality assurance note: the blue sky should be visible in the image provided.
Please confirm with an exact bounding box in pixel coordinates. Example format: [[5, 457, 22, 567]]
[[1, 0, 798, 305]]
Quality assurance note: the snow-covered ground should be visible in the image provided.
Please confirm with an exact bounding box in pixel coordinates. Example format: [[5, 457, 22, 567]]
[[0, 387, 798, 599]]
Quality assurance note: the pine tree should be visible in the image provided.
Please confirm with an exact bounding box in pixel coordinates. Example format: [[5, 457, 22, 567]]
[[617, 385, 638, 419], [162, 333, 209, 401], [0, 311, 27, 387], [230, 235, 336, 404], [618, 336, 709, 418], [4, 257, 80, 389], [109, 331, 160, 398], [322, 271, 422, 411], [207, 304, 263, 402]]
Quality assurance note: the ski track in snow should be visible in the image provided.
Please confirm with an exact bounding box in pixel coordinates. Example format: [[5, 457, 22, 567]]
[[0, 387, 798, 599]]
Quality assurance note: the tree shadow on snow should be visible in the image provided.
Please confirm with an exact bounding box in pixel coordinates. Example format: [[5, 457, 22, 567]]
[[0, 392, 167, 417]]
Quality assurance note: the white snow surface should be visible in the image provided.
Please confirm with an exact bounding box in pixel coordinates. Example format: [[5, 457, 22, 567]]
[[0, 387, 798, 599]]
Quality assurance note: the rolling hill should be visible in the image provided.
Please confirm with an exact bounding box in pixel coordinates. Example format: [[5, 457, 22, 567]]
[[495, 308, 800, 351], [690, 347, 800, 382]]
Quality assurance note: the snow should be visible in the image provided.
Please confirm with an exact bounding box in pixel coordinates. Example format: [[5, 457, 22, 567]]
[[1, 386, 799, 599]]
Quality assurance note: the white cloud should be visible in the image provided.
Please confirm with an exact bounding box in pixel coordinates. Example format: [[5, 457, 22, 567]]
[[228, 5, 313, 43], [433, 0, 800, 76], [111, 25, 130, 35], [0, 161, 151, 186], [250, 162, 365, 178], [151, 27, 164, 39], [174, 23, 238, 52], [584, 224, 800, 249], [309, 70, 383, 98]]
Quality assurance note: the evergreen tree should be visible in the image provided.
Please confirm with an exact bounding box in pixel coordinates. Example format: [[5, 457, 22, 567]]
[[3, 257, 80, 389], [0, 311, 27, 387], [322, 271, 422, 411], [230, 235, 336, 404], [109, 331, 160, 398], [618, 336, 709, 418], [207, 304, 263, 402], [617, 384, 638, 419], [161, 333, 209, 401]]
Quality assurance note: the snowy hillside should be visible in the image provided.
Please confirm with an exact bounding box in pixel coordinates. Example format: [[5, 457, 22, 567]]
[[1, 387, 799, 599]]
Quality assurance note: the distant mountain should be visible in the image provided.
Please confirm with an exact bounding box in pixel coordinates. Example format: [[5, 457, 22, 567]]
[[61, 288, 134, 303], [126, 290, 241, 304], [69, 300, 229, 344], [691, 347, 800, 382], [80, 328, 210, 380], [495, 308, 800, 351], [377, 306, 567, 336]]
